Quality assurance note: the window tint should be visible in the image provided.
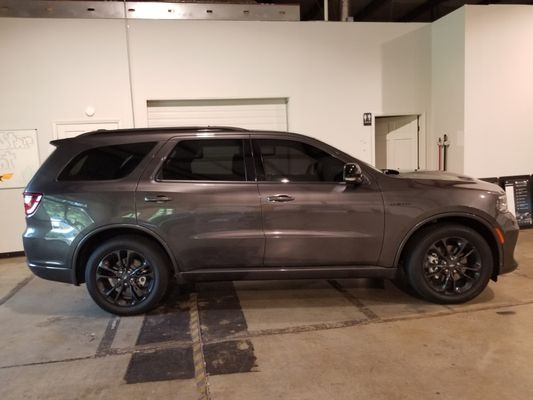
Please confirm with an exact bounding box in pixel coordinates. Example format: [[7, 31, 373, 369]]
[[257, 139, 344, 182], [160, 139, 246, 181], [59, 142, 156, 181]]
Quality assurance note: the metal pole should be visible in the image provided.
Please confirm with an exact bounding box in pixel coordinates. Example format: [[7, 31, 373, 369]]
[[123, 0, 136, 128], [443, 134, 449, 171], [341, 0, 349, 21], [437, 137, 442, 171], [324, 0, 328, 21]]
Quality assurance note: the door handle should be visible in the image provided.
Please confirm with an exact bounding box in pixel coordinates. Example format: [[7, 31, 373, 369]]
[[267, 194, 295, 203], [144, 195, 172, 203]]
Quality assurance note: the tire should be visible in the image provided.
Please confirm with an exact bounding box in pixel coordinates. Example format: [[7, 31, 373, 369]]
[[404, 224, 493, 304], [85, 235, 170, 315]]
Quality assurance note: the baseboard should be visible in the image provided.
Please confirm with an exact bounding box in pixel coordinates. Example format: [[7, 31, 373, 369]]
[[0, 251, 25, 259]]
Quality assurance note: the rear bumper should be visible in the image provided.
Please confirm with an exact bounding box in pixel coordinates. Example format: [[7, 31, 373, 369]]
[[27, 263, 73, 284], [23, 227, 76, 284]]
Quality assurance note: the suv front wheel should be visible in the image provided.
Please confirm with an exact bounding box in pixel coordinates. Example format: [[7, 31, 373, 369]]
[[85, 236, 170, 315], [405, 224, 493, 304]]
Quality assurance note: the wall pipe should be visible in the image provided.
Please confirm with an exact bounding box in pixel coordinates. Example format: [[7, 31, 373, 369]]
[[341, 0, 350, 21]]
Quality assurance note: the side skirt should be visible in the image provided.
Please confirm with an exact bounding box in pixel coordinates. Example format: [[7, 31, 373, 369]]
[[179, 266, 398, 283]]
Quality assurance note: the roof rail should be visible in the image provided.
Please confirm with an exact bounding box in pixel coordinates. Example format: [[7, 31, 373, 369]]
[[80, 126, 249, 137]]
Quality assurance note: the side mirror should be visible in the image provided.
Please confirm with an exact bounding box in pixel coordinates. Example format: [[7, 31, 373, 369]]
[[343, 163, 364, 184]]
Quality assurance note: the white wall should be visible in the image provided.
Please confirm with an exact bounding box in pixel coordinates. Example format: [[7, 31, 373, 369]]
[[464, 5, 533, 178], [422, 4, 533, 178], [381, 25, 431, 168], [0, 18, 134, 252], [431, 7, 465, 174], [127, 20, 425, 161], [381, 25, 431, 116]]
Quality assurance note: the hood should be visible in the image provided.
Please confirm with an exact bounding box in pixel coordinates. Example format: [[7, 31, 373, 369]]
[[396, 170, 474, 181], [391, 170, 504, 193]]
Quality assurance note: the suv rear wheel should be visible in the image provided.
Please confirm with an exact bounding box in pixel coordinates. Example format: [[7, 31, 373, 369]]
[[85, 236, 170, 315], [405, 224, 493, 304]]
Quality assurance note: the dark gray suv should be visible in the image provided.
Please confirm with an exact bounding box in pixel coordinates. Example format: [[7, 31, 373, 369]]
[[23, 127, 519, 315]]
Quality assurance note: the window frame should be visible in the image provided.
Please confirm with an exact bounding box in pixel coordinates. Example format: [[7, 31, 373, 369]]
[[155, 137, 256, 184], [252, 138, 348, 184]]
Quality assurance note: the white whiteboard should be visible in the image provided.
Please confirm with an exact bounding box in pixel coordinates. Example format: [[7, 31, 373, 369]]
[[0, 129, 40, 190]]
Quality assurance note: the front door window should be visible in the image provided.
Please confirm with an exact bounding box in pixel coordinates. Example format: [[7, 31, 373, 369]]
[[255, 139, 344, 183]]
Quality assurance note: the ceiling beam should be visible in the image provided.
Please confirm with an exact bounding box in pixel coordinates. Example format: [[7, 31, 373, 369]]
[[474, 0, 503, 4], [353, 0, 389, 20], [397, 0, 505, 22], [396, 0, 447, 22]]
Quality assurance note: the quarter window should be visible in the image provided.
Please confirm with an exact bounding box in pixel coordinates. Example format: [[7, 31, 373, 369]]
[[58, 142, 156, 181], [159, 139, 247, 181], [256, 139, 344, 182]]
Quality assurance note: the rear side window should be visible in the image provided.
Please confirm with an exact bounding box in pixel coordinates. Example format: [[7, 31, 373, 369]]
[[58, 142, 156, 181], [159, 139, 246, 181]]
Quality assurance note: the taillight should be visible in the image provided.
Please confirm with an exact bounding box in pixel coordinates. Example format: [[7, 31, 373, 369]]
[[23, 192, 43, 217]]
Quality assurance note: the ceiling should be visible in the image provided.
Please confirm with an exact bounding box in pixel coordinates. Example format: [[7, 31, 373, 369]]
[[300, 0, 533, 22], [9, 0, 533, 22]]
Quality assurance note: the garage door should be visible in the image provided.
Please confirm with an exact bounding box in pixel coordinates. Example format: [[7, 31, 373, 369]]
[[147, 98, 288, 131], [54, 121, 120, 140]]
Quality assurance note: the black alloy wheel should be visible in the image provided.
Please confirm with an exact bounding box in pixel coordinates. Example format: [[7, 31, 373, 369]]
[[423, 237, 482, 296], [95, 250, 155, 307], [85, 236, 170, 315], [405, 224, 493, 304]]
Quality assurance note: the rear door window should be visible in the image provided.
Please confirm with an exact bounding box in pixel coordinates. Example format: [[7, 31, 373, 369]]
[[58, 142, 156, 181], [158, 139, 248, 181]]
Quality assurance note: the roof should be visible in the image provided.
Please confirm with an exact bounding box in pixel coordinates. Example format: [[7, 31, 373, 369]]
[[79, 126, 249, 137], [50, 126, 319, 147]]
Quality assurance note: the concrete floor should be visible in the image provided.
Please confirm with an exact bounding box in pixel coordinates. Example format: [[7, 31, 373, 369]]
[[2, 231, 533, 400]]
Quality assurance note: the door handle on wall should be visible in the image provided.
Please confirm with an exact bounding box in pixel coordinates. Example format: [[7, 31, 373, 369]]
[[144, 195, 172, 203], [267, 194, 295, 202]]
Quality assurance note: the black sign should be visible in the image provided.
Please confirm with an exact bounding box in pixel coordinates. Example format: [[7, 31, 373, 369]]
[[363, 113, 372, 126], [499, 175, 533, 228]]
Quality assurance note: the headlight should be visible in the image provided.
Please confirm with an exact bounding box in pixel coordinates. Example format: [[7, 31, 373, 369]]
[[496, 194, 508, 213]]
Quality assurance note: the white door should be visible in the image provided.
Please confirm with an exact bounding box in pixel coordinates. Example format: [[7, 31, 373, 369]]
[[147, 98, 288, 131], [375, 115, 418, 171], [54, 121, 120, 140]]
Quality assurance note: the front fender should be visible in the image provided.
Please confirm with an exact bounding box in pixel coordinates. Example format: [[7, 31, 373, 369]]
[[380, 209, 502, 269]]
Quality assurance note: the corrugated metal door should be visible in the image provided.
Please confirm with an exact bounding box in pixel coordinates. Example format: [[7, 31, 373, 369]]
[[147, 98, 288, 131]]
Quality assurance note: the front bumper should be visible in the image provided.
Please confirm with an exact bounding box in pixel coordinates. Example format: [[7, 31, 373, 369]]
[[498, 212, 520, 275]]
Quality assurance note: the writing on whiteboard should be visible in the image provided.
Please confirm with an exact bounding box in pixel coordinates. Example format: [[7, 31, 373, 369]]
[[0, 130, 39, 189]]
